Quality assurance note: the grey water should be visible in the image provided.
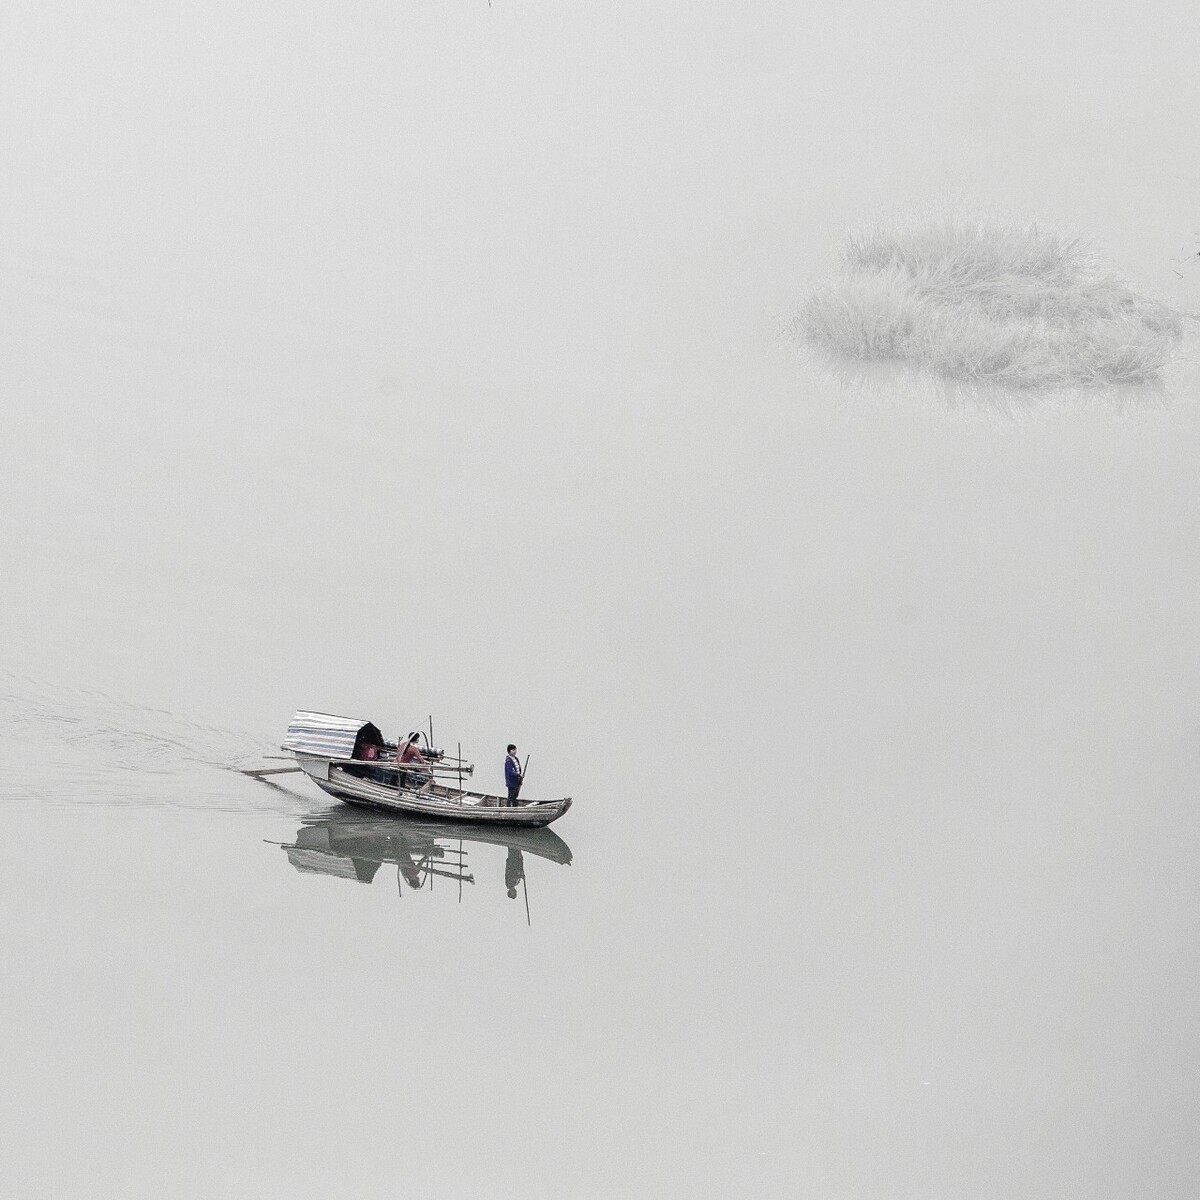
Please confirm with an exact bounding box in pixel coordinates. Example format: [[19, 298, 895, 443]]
[[3, 4, 1200, 1197]]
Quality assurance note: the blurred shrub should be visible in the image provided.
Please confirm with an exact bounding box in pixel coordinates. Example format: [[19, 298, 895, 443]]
[[795, 217, 1183, 388]]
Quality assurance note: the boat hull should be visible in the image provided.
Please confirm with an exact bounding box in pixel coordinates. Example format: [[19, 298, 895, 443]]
[[299, 757, 572, 828]]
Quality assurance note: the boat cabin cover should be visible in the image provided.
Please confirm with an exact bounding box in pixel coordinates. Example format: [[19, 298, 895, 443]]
[[281, 711, 385, 760]]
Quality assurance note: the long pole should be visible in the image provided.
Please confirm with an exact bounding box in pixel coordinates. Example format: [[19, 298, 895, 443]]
[[457, 741, 463, 802], [521, 755, 530, 801]]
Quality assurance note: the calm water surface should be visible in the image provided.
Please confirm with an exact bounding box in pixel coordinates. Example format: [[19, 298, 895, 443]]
[[3, 4, 1200, 1197]]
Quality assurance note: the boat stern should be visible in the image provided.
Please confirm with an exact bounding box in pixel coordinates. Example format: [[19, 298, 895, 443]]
[[293, 753, 332, 783]]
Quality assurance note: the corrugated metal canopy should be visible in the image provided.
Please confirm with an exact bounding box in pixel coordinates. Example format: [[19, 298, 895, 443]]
[[282, 710, 380, 758]]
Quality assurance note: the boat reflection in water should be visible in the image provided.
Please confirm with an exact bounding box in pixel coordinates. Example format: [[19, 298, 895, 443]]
[[278, 806, 572, 921]]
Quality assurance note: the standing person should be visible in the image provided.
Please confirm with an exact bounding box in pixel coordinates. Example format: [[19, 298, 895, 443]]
[[504, 744, 523, 806]]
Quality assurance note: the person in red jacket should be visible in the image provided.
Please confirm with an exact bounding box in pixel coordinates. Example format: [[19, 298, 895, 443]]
[[398, 732, 427, 788], [399, 732, 426, 765]]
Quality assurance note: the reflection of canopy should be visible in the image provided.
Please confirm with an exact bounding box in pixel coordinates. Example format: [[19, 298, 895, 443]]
[[283, 815, 466, 889], [281, 711, 384, 759], [285, 847, 381, 883]]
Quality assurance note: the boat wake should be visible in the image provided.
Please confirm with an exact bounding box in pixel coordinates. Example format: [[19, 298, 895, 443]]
[[0, 670, 311, 815]]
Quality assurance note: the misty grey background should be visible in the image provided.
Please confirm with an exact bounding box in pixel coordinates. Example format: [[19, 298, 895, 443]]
[[2, 3, 1200, 1197]]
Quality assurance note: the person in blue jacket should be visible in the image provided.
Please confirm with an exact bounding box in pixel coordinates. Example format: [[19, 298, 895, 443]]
[[504, 744, 523, 806]]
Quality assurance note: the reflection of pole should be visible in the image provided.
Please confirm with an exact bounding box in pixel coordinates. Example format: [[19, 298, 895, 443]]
[[522, 871, 530, 926], [396, 864, 402, 898], [458, 838, 463, 902]]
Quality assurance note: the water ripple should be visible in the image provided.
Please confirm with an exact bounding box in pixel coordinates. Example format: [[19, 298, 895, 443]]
[[0, 670, 313, 816]]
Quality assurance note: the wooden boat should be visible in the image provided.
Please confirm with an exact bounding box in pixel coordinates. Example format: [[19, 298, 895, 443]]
[[277, 711, 573, 828]]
